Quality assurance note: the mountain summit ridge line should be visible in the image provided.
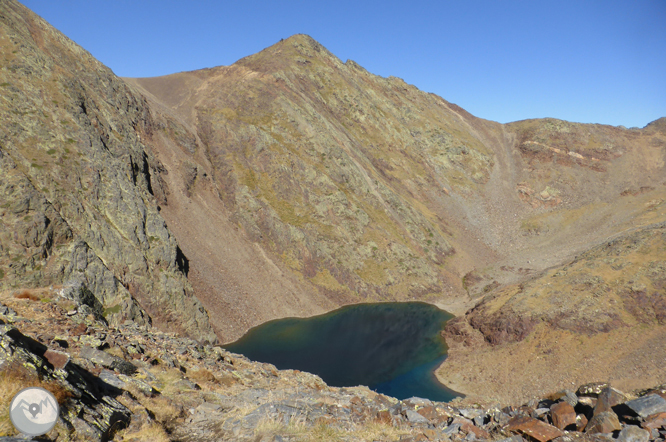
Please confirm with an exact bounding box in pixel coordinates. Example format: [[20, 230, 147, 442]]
[[1, 0, 665, 405]]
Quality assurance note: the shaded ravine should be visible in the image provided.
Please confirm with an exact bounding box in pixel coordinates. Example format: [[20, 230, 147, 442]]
[[224, 302, 461, 401]]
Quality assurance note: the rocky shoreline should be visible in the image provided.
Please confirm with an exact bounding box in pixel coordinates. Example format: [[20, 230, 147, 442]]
[[1, 291, 665, 442]]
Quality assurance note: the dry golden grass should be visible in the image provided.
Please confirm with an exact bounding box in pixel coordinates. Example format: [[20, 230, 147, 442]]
[[13, 289, 39, 301], [149, 366, 186, 396], [0, 361, 71, 436], [123, 382, 182, 425], [255, 416, 410, 442], [187, 367, 216, 385], [114, 422, 170, 442]]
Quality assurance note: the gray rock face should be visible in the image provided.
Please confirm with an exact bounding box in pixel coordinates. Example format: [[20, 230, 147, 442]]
[[0, 0, 215, 343], [617, 426, 650, 442], [625, 394, 666, 418], [79, 346, 137, 375], [404, 408, 430, 424], [585, 411, 622, 434], [0, 325, 131, 440]]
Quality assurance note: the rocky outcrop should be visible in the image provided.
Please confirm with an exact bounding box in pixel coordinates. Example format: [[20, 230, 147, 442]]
[[438, 222, 666, 403], [1, 0, 666, 408], [0, 0, 215, 342], [2, 294, 666, 441]]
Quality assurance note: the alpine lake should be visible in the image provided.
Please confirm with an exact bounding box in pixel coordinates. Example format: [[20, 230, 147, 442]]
[[223, 302, 460, 402]]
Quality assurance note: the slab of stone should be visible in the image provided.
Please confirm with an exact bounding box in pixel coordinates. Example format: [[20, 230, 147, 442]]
[[534, 408, 550, 418], [443, 423, 462, 435], [416, 405, 446, 425], [549, 390, 578, 407], [585, 411, 622, 434], [578, 383, 610, 397], [506, 415, 564, 442], [594, 386, 627, 416], [551, 401, 577, 430], [626, 394, 666, 419], [579, 396, 598, 409], [43, 349, 70, 369], [118, 373, 157, 396], [460, 408, 484, 419], [451, 416, 490, 439], [617, 426, 650, 442], [405, 409, 431, 424], [641, 412, 666, 431], [404, 397, 434, 408], [79, 346, 137, 375], [99, 369, 127, 390], [576, 413, 589, 432]]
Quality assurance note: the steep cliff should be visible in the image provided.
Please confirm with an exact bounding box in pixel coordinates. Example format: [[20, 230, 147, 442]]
[[0, 0, 215, 342]]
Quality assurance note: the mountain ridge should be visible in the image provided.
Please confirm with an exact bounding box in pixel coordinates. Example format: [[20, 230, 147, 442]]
[[125, 32, 666, 402], [1, 0, 665, 410]]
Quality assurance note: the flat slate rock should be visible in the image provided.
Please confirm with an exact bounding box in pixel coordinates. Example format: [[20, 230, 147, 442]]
[[404, 409, 430, 424], [617, 426, 650, 442], [506, 415, 564, 442], [79, 346, 137, 375], [585, 411, 622, 434], [626, 394, 666, 418]]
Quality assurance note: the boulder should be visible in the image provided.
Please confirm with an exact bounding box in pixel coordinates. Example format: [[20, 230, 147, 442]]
[[79, 346, 137, 375], [617, 426, 650, 442], [550, 401, 577, 430], [578, 383, 610, 397], [626, 394, 666, 419], [594, 386, 626, 416], [641, 411, 666, 431], [506, 415, 564, 442], [585, 411, 622, 434], [405, 409, 431, 424]]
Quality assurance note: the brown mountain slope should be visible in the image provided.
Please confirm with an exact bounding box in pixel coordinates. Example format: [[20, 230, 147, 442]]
[[127, 35, 666, 347], [439, 220, 666, 404], [1, 0, 665, 405]]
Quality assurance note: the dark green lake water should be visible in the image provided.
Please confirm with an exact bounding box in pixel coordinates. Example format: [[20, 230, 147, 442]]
[[223, 302, 460, 402]]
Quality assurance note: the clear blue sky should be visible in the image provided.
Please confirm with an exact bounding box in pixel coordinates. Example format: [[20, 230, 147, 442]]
[[20, 0, 665, 128]]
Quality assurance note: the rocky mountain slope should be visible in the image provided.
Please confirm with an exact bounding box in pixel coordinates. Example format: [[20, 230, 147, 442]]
[[0, 0, 215, 342], [1, 0, 665, 417], [2, 292, 666, 442], [126, 35, 666, 345]]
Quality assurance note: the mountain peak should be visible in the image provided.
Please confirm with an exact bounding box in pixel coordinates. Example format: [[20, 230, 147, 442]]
[[281, 33, 321, 47]]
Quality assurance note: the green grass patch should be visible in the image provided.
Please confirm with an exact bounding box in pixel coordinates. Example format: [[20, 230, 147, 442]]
[[30, 163, 43, 169], [66, 138, 75, 144], [0, 82, 10, 87], [103, 304, 122, 317], [46, 149, 56, 155], [0, 269, 4, 279]]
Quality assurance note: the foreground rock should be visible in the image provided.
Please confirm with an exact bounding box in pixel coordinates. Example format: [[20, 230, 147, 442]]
[[1, 293, 666, 441]]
